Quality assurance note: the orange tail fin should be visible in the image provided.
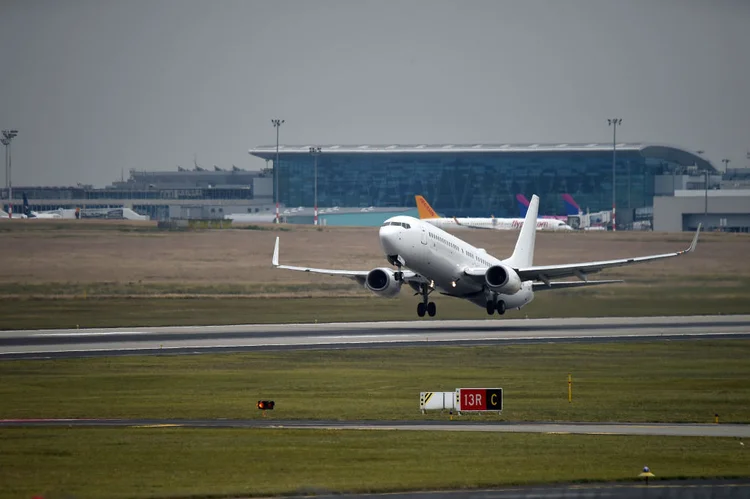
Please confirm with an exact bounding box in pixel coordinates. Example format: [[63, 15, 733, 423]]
[[415, 195, 440, 219]]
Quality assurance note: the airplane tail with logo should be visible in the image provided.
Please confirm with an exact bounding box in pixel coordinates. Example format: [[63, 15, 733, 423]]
[[414, 195, 440, 219], [22, 193, 32, 217], [516, 194, 530, 217], [562, 194, 581, 216], [506, 194, 538, 269]]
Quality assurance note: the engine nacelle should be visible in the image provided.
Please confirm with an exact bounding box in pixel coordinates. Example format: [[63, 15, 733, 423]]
[[365, 268, 403, 298], [485, 264, 522, 295]]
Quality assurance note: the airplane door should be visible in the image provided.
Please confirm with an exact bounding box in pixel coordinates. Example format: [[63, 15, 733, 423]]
[[421, 225, 427, 245]]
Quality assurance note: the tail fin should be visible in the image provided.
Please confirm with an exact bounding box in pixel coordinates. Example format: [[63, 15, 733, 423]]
[[22, 193, 31, 216], [562, 194, 581, 216], [516, 194, 530, 217], [506, 194, 538, 269], [415, 195, 439, 219]]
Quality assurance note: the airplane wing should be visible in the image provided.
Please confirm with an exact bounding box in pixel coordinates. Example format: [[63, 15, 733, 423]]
[[516, 225, 701, 284], [531, 280, 623, 291], [272, 237, 421, 286]]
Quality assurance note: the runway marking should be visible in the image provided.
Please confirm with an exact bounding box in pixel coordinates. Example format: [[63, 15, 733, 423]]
[[131, 424, 183, 428], [32, 331, 151, 337]]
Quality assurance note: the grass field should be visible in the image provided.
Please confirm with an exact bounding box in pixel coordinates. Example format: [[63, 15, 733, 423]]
[[2, 428, 747, 499], [0, 220, 748, 329], [2, 341, 749, 422], [1, 340, 750, 498]]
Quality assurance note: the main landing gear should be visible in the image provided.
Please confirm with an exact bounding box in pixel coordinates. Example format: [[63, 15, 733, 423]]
[[416, 283, 436, 318], [486, 298, 506, 316]]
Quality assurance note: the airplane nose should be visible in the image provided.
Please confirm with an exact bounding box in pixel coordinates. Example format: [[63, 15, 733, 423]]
[[379, 225, 399, 254]]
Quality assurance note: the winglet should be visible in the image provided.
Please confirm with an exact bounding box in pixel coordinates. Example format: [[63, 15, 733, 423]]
[[415, 195, 440, 219], [272, 236, 280, 266], [688, 223, 701, 253]]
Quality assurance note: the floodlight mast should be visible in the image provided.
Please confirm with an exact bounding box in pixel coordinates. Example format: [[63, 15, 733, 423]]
[[607, 119, 621, 231], [309, 146, 321, 225], [2, 130, 18, 218], [271, 119, 284, 223]]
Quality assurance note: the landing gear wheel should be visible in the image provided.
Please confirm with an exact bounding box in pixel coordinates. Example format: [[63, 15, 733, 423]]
[[486, 301, 496, 315], [417, 302, 426, 317], [427, 302, 437, 317], [496, 300, 506, 315]]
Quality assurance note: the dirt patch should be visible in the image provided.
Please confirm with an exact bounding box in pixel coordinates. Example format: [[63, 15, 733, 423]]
[[1, 220, 748, 290]]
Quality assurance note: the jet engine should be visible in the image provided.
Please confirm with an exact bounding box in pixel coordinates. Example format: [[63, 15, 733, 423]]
[[485, 264, 522, 295], [365, 268, 403, 297]]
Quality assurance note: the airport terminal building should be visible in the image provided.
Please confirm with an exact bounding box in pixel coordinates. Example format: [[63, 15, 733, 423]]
[[7, 142, 748, 231], [249, 143, 716, 222]]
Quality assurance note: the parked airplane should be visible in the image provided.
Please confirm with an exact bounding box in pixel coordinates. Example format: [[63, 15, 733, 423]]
[[23, 193, 62, 219], [415, 195, 573, 231], [272, 195, 701, 318], [517, 193, 581, 220]]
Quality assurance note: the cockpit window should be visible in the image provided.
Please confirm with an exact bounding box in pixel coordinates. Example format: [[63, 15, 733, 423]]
[[382, 221, 411, 229]]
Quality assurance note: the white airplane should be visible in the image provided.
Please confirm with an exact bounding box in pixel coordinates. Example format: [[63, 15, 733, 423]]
[[272, 195, 701, 318], [22, 193, 62, 219], [415, 195, 573, 231]]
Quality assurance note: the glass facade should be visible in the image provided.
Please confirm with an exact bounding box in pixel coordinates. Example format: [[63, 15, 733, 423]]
[[252, 145, 713, 218]]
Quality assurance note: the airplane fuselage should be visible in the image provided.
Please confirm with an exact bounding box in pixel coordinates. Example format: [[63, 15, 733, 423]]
[[424, 217, 572, 231], [379, 216, 534, 309]]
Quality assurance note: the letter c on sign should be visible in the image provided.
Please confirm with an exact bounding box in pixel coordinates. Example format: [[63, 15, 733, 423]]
[[491, 393, 497, 406]]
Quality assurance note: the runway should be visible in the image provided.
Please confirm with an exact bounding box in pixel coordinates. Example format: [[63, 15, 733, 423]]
[[2, 418, 749, 438], [1, 315, 749, 359]]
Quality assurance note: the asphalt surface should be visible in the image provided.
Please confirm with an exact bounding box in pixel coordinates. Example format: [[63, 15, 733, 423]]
[[1, 315, 749, 359], [282, 481, 750, 499], [2, 418, 749, 438]]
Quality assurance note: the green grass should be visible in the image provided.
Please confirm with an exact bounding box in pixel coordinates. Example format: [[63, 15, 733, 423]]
[[1, 341, 749, 423], [1, 288, 749, 330], [1, 428, 747, 499]]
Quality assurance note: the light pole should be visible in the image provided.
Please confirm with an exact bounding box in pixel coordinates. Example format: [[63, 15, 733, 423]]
[[309, 147, 321, 225], [696, 150, 707, 220], [2, 130, 18, 218], [271, 119, 284, 223], [1, 138, 8, 211], [607, 119, 621, 231], [721, 158, 730, 171]]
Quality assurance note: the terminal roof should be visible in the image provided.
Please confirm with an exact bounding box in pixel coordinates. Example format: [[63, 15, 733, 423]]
[[249, 143, 715, 171]]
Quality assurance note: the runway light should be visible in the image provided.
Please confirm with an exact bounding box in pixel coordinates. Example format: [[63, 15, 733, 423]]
[[257, 400, 275, 410]]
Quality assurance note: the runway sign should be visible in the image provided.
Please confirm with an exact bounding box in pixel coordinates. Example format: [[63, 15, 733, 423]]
[[456, 388, 503, 413], [419, 391, 456, 413]]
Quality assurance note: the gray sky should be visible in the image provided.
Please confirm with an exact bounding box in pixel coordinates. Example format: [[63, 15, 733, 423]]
[[1, 0, 748, 187]]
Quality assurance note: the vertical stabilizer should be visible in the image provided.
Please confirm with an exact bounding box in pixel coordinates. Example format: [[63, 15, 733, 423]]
[[506, 194, 538, 268], [414, 195, 440, 219], [562, 194, 581, 216], [22, 193, 32, 217], [516, 194, 530, 217]]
